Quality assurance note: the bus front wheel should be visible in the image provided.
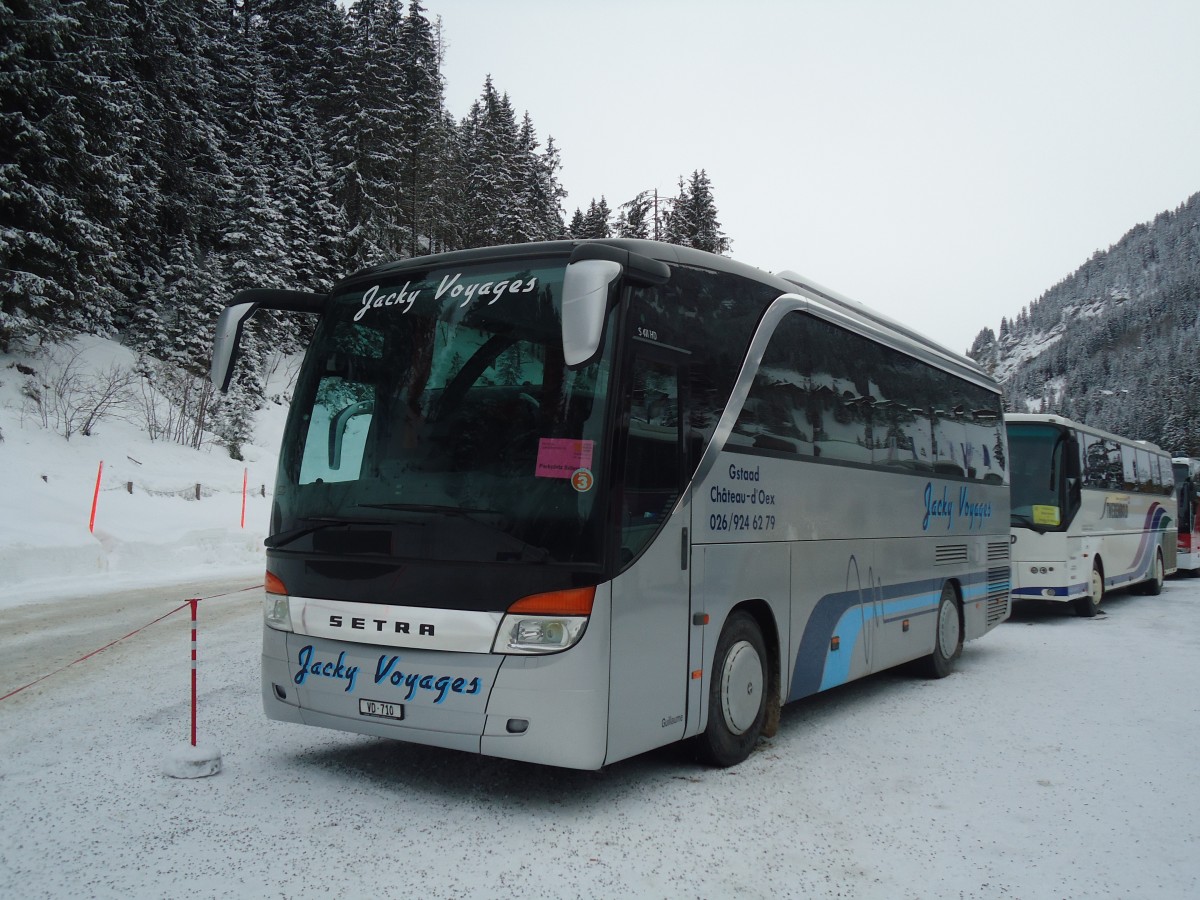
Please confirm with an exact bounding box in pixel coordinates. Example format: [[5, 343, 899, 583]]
[[1075, 562, 1104, 617], [694, 611, 767, 767], [922, 582, 962, 679]]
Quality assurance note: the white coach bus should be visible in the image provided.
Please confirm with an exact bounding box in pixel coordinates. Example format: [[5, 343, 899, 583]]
[[211, 239, 1011, 769], [1007, 413, 1177, 616]]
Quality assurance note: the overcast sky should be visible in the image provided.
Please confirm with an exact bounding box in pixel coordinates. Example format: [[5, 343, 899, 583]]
[[429, 0, 1199, 353]]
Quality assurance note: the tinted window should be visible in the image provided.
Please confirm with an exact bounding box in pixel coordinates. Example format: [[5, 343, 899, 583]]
[[731, 312, 1004, 482], [628, 265, 778, 461], [1083, 435, 1122, 489]]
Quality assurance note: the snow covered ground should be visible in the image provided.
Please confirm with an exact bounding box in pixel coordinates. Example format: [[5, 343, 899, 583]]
[[0, 336, 283, 604], [2, 339, 1199, 899]]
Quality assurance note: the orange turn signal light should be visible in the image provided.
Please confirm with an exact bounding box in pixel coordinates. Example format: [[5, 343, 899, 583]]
[[507, 586, 596, 616], [265, 571, 288, 595]]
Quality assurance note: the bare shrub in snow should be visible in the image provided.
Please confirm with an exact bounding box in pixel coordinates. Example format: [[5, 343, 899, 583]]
[[134, 356, 216, 449], [20, 350, 136, 439]]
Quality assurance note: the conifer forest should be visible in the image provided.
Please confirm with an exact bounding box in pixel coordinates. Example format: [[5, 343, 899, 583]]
[[1, 0, 729, 453]]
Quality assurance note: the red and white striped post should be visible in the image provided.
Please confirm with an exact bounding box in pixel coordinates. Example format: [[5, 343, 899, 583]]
[[241, 468, 248, 529], [164, 598, 222, 778], [189, 598, 199, 747]]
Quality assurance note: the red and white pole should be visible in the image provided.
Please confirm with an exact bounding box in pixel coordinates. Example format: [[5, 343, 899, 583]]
[[241, 468, 248, 529], [164, 598, 222, 778], [189, 597, 199, 747]]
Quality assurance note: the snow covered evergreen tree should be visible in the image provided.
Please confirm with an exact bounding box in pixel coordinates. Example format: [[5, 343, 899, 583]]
[[515, 114, 566, 241], [456, 76, 524, 248], [660, 169, 729, 254], [615, 191, 654, 239], [394, 0, 447, 257], [332, 0, 411, 267], [571, 198, 611, 239]]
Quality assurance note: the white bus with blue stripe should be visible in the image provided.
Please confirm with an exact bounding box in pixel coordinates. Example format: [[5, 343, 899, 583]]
[[212, 239, 1010, 769], [1008, 414, 1177, 616]]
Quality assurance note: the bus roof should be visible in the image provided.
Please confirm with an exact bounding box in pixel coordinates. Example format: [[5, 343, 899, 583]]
[[1006, 413, 1169, 455], [334, 238, 996, 392]]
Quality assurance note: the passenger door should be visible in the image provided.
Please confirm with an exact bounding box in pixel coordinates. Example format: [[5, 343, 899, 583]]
[[606, 345, 692, 763]]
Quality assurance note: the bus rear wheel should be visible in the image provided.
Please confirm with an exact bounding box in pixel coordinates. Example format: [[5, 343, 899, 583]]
[[1136, 549, 1165, 596], [694, 611, 767, 767], [922, 582, 962, 678], [1074, 562, 1104, 617]]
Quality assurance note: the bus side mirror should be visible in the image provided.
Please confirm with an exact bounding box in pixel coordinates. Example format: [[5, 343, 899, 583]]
[[560, 244, 670, 368], [210, 289, 326, 392], [211, 300, 260, 392], [561, 259, 622, 367]]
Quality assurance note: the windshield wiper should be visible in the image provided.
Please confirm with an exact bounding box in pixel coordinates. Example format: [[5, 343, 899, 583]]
[[355, 503, 500, 517], [1010, 513, 1048, 535], [265, 517, 385, 549]]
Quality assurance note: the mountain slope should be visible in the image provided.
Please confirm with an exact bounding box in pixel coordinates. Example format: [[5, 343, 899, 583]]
[[968, 192, 1200, 454]]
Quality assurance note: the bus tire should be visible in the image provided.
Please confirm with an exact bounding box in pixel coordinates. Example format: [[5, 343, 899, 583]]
[[1074, 562, 1104, 617], [694, 611, 767, 767], [1136, 549, 1165, 596], [922, 582, 962, 679]]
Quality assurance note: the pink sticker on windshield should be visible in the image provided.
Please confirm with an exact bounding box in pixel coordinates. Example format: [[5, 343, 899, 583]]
[[536, 439, 595, 479]]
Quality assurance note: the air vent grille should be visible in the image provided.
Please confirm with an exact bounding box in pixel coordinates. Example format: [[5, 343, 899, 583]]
[[986, 565, 1010, 626], [935, 544, 969, 565]]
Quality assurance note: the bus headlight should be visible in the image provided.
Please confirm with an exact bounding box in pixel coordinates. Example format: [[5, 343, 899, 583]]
[[492, 586, 595, 655], [264, 594, 293, 631], [264, 571, 293, 631], [494, 614, 588, 654]]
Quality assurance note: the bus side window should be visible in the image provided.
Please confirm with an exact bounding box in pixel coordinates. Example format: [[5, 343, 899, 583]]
[[620, 357, 681, 564], [732, 312, 810, 455], [1122, 444, 1139, 492]]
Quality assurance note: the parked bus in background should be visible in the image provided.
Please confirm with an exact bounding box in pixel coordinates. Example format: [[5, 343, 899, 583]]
[[211, 238, 1011, 770], [1173, 457, 1200, 575], [1007, 413, 1177, 616]]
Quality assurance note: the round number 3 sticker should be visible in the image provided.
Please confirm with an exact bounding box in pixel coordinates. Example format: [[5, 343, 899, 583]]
[[571, 468, 594, 493]]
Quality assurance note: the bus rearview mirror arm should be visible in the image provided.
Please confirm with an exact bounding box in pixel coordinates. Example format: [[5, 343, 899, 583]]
[[210, 288, 325, 392]]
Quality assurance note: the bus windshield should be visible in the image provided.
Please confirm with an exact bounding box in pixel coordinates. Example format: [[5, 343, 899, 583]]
[[273, 257, 615, 567], [1008, 422, 1069, 530]]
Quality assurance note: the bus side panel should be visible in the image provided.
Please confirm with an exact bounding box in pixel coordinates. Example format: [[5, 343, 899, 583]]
[[691, 542, 791, 733], [786, 540, 874, 702], [481, 584, 613, 770], [1096, 497, 1172, 591], [869, 539, 946, 674]]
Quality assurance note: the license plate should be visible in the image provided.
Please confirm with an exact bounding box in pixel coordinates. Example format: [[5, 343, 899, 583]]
[[359, 699, 404, 720]]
